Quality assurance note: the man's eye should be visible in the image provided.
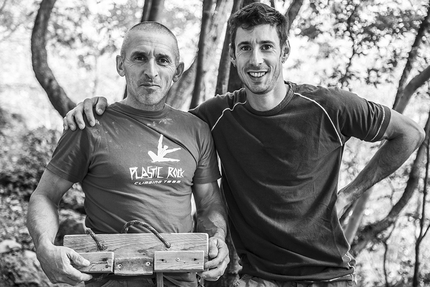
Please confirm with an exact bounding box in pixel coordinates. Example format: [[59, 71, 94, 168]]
[[158, 58, 171, 65], [134, 56, 146, 61], [262, 44, 273, 51], [239, 46, 251, 51]]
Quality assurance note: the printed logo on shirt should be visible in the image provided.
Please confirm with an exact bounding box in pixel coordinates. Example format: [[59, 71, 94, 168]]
[[148, 135, 180, 162], [129, 134, 185, 185]]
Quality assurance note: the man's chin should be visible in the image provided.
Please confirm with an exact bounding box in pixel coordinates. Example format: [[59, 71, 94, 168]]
[[244, 83, 271, 95]]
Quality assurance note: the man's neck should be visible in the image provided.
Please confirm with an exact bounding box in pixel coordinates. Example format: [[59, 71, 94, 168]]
[[245, 81, 288, 112], [121, 97, 166, 111]]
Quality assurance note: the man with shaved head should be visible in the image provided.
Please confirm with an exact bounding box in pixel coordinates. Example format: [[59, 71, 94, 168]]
[[27, 22, 229, 286]]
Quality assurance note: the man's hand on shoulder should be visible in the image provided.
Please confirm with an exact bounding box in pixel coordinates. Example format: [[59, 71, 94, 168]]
[[63, 97, 109, 131]]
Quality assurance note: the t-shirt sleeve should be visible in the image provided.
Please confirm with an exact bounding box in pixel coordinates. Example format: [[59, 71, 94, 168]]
[[46, 129, 92, 183], [331, 89, 391, 142], [192, 122, 221, 184]]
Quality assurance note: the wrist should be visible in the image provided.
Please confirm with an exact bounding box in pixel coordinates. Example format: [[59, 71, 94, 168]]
[[35, 235, 54, 253], [210, 230, 226, 242]]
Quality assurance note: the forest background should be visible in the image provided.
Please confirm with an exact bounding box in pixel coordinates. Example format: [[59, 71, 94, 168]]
[[0, 0, 430, 286]]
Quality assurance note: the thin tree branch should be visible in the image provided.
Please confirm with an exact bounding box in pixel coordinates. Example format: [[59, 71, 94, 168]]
[[393, 2, 430, 111]]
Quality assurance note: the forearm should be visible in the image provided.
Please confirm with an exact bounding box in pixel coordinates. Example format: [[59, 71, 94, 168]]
[[343, 129, 423, 200], [27, 193, 61, 250], [195, 201, 227, 240]]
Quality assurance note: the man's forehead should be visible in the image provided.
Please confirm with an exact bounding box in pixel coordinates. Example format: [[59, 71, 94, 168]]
[[126, 31, 178, 56], [235, 24, 279, 45]]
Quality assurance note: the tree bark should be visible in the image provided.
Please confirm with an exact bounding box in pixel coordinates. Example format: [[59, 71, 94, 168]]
[[413, 137, 430, 287], [167, 0, 232, 109], [190, 0, 214, 109], [141, 0, 152, 22], [147, 0, 165, 21], [31, 0, 75, 117], [215, 0, 243, 96], [394, 65, 430, 114], [166, 60, 196, 108], [285, 0, 304, 34]]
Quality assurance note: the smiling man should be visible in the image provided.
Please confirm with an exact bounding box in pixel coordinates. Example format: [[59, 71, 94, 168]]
[[63, 3, 424, 287], [27, 22, 229, 287]]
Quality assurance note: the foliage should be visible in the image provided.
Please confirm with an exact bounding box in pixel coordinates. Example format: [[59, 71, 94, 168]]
[[0, 0, 38, 41], [0, 107, 86, 286], [0, 107, 60, 199], [295, 0, 429, 89], [47, 0, 142, 70]]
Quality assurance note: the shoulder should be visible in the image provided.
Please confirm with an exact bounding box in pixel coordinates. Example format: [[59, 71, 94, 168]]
[[190, 89, 246, 120], [167, 105, 211, 131], [290, 82, 365, 112], [292, 82, 355, 103]]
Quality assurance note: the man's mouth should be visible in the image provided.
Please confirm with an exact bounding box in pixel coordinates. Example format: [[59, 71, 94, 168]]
[[141, 83, 160, 88], [248, 71, 267, 78]]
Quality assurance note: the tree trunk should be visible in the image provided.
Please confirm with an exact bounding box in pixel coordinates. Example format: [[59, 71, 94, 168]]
[[190, 0, 214, 109], [215, 0, 243, 96], [31, 0, 75, 117], [285, 0, 304, 33], [147, 0, 165, 21], [394, 65, 430, 114], [167, 0, 232, 109], [141, 0, 152, 22], [412, 137, 430, 287], [167, 60, 197, 108]]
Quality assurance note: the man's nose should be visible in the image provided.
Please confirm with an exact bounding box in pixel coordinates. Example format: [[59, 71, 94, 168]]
[[144, 59, 158, 79], [249, 49, 263, 66]]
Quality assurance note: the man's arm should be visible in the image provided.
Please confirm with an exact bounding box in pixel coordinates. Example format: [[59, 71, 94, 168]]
[[336, 110, 425, 217], [63, 97, 109, 131], [27, 169, 92, 284], [192, 181, 229, 281]]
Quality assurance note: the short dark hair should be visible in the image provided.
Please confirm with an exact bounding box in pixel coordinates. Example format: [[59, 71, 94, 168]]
[[228, 3, 289, 54], [121, 21, 180, 64]]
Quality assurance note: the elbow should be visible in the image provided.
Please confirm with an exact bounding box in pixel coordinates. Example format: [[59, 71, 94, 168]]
[[403, 115, 426, 150]]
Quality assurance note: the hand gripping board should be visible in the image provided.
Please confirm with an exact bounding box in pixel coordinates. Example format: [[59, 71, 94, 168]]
[[63, 233, 208, 275]]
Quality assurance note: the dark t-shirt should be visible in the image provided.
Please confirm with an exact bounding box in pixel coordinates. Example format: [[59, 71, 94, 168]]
[[190, 82, 391, 281]]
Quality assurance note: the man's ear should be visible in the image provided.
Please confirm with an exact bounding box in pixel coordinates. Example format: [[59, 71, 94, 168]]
[[116, 55, 125, 77], [172, 62, 185, 82], [229, 44, 236, 67], [281, 40, 290, 63]]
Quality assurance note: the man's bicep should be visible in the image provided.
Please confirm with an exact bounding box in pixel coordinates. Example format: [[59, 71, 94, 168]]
[[193, 181, 221, 209], [32, 169, 74, 205], [383, 110, 422, 141]]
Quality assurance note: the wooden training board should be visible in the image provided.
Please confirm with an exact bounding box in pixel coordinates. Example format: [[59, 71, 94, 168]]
[[64, 233, 208, 275]]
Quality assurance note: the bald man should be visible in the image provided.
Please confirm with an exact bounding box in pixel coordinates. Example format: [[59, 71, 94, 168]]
[[27, 22, 229, 287]]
